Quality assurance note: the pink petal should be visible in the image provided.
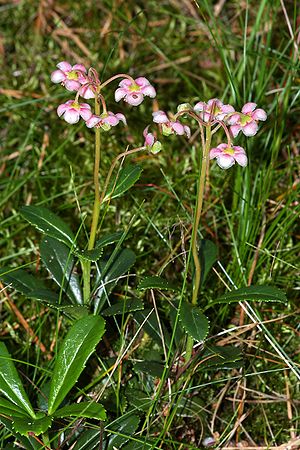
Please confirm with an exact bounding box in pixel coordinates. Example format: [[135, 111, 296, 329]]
[[86, 115, 101, 128], [135, 77, 150, 87], [172, 122, 184, 135], [194, 102, 206, 112], [222, 104, 235, 114], [184, 125, 191, 139], [79, 85, 95, 99], [125, 92, 144, 106], [242, 102, 257, 114], [104, 114, 119, 126], [119, 79, 132, 88], [209, 147, 222, 159], [115, 113, 127, 125], [141, 85, 156, 98], [79, 107, 92, 121], [152, 111, 169, 124], [242, 121, 258, 136], [57, 61, 72, 72], [51, 70, 66, 83], [252, 108, 267, 121], [234, 152, 248, 167], [217, 154, 235, 169], [73, 64, 87, 73], [115, 87, 127, 102], [64, 80, 81, 91], [143, 126, 150, 138], [207, 98, 222, 108], [217, 143, 229, 151], [230, 124, 241, 138], [227, 113, 240, 125], [57, 103, 68, 117], [145, 133, 155, 147], [63, 109, 80, 124]]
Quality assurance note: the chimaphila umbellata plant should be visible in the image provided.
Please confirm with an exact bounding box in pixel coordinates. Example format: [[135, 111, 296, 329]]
[[0, 60, 289, 449]]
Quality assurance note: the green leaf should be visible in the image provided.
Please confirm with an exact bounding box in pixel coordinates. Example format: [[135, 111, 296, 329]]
[[201, 345, 243, 370], [94, 249, 136, 313], [107, 414, 140, 450], [125, 388, 151, 412], [40, 236, 83, 305], [134, 309, 171, 348], [206, 285, 287, 309], [13, 414, 52, 436], [199, 239, 218, 287], [78, 232, 124, 262], [102, 298, 143, 316], [53, 402, 106, 420], [20, 205, 75, 248], [103, 165, 143, 202], [134, 361, 164, 378], [0, 398, 29, 418], [138, 276, 179, 292], [48, 315, 106, 414], [0, 343, 36, 419], [57, 305, 89, 320], [73, 429, 105, 450], [0, 417, 42, 450], [179, 303, 209, 342]]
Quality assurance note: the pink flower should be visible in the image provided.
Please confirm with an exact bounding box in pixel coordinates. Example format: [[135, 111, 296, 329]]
[[152, 111, 191, 138], [228, 102, 267, 137], [86, 111, 127, 131], [51, 61, 87, 92], [209, 143, 247, 169], [194, 98, 235, 122], [143, 126, 162, 154], [115, 77, 156, 106], [78, 84, 96, 99], [57, 100, 92, 124]]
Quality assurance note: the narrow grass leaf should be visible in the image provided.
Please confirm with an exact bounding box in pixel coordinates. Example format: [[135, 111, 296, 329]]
[[0, 342, 36, 419], [180, 303, 210, 342], [20, 205, 75, 248], [53, 402, 106, 420], [48, 315, 105, 414]]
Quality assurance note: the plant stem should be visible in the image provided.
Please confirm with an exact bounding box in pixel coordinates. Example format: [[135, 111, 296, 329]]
[[82, 94, 101, 305], [185, 125, 211, 361]]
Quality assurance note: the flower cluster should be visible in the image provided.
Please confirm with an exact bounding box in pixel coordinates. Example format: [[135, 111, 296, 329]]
[[51, 61, 156, 131]]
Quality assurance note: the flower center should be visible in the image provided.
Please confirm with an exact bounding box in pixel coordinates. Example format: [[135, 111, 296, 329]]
[[129, 83, 140, 92], [224, 147, 235, 155], [71, 101, 80, 109], [67, 70, 79, 80], [240, 113, 252, 126]]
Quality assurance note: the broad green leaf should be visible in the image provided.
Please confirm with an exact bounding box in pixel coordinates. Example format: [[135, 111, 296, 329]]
[[107, 414, 140, 450], [134, 361, 164, 378], [73, 429, 105, 450], [0, 397, 29, 418], [0, 343, 36, 419], [138, 276, 179, 292], [53, 402, 106, 420], [20, 205, 75, 248], [40, 236, 83, 305], [13, 414, 52, 436], [199, 239, 218, 287], [122, 441, 157, 450], [206, 285, 287, 309], [125, 388, 151, 412], [102, 298, 143, 316], [103, 165, 143, 202], [48, 315, 105, 414], [57, 305, 89, 320], [27, 288, 59, 305], [0, 417, 42, 450], [93, 249, 136, 313], [78, 232, 124, 262], [179, 303, 209, 342], [201, 345, 243, 369]]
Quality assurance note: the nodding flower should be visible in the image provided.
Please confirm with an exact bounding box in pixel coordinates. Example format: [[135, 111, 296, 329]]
[[85, 112, 127, 131], [57, 100, 92, 124], [209, 143, 248, 169], [143, 126, 162, 154], [194, 98, 235, 122], [152, 111, 191, 138], [115, 77, 156, 106], [228, 102, 267, 137], [51, 61, 87, 92]]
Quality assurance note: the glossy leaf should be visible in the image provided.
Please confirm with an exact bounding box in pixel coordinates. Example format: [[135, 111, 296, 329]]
[[78, 231, 124, 261], [179, 303, 209, 342], [102, 298, 143, 316], [206, 285, 287, 309], [0, 417, 42, 450], [199, 239, 218, 287], [93, 249, 136, 313], [103, 165, 143, 202], [57, 305, 89, 320], [107, 414, 140, 450], [0, 342, 36, 418], [73, 429, 105, 450], [48, 315, 105, 414], [0, 397, 29, 418], [53, 402, 106, 420], [40, 236, 83, 305], [138, 276, 179, 292], [20, 205, 75, 248], [13, 414, 52, 436]]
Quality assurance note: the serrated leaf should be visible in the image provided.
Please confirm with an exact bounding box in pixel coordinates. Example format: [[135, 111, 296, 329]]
[[107, 414, 140, 450], [48, 315, 105, 414], [40, 236, 83, 305], [103, 165, 143, 202], [180, 303, 209, 342], [94, 249, 136, 313], [206, 285, 287, 309], [201, 345, 243, 370], [13, 414, 52, 436], [0, 417, 41, 450], [73, 429, 105, 450], [0, 397, 29, 418], [20, 205, 75, 248], [53, 402, 106, 420], [138, 276, 179, 292], [57, 305, 89, 320], [78, 232, 124, 262], [102, 298, 143, 316], [199, 239, 218, 287], [0, 343, 36, 418]]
